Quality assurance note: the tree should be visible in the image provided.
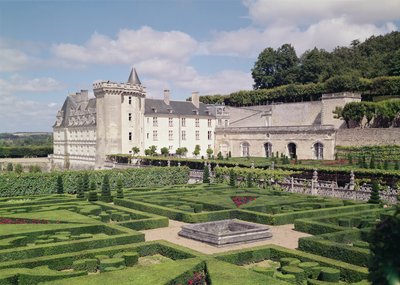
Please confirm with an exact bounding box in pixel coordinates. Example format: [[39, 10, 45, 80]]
[[160, 147, 169, 156], [193, 145, 201, 157], [252, 44, 299, 89], [368, 207, 400, 285], [14, 164, 23, 174], [176, 147, 188, 158], [6, 163, 13, 172], [82, 173, 89, 192], [76, 176, 84, 199], [203, 164, 210, 184], [56, 175, 64, 194], [206, 148, 213, 159], [298, 48, 332, 83], [101, 174, 112, 202], [88, 191, 98, 202], [131, 146, 140, 156], [368, 180, 381, 204], [116, 175, 124, 199], [144, 145, 157, 156], [217, 151, 223, 160], [229, 169, 236, 187]]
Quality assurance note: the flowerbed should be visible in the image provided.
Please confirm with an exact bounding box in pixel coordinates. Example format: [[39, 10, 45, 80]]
[[0, 217, 58, 224], [231, 196, 257, 208]]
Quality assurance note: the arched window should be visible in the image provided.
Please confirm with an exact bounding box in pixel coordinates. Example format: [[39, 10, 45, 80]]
[[314, 142, 324, 160], [287, 143, 297, 159], [264, 143, 272, 158], [240, 142, 250, 157]]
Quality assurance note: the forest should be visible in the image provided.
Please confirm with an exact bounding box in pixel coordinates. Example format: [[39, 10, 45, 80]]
[[197, 31, 400, 106]]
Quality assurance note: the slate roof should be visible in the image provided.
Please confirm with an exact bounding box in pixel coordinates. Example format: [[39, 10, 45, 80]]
[[144, 99, 213, 117], [54, 96, 96, 128]]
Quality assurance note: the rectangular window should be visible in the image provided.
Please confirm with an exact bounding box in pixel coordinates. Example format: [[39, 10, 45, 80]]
[[208, 119, 212, 127], [169, 145, 173, 150], [169, 130, 173, 140], [181, 118, 186, 127], [153, 130, 158, 141], [153, 117, 158, 127], [169, 117, 173, 127], [208, 131, 212, 140], [218, 119, 222, 126], [196, 130, 200, 140], [147, 117, 150, 124], [128, 97, 132, 104], [128, 113, 132, 121], [146, 133, 149, 139], [195, 118, 200, 127], [182, 130, 186, 141], [128, 132, 132, 141]]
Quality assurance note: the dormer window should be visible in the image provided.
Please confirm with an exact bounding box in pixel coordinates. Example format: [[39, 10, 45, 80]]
[[193, 110, 199, 115], [152, 108, 157, 113]]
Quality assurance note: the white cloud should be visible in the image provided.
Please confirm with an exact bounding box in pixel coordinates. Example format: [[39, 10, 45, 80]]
[[245, 0, 400, 27], [0, 75, 64, 93], [0, 48, 32, 72], [206, 0, 399, 56], [52, 26, 198, 65]]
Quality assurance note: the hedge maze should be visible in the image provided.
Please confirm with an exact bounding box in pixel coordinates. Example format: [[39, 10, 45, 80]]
[[0, 182, 392, 284]]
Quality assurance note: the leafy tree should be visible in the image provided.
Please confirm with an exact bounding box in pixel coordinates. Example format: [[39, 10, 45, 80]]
[[202, 164, 210, 184], [131, 146, 140, 156], [6, 162, 13, 172], [299, 48, 332, 83], [247, 172, 253, 188], [193, 145, 201, 157], [101, 174, 112, 202], [82, 173, 89, 192], [252, 44, 299, 89], [368, 206, 400, 285], [229, 169, 236, 187], [206, 148, 213, 159], [116, 175, 124, 199], [145, 145, 157, 156], [217, 151, 223, 160], [56, 175, 64, 194], [368, 180, 381, 204], [76, 176, 84, 199], [160, 147, 169, 156], [14, 164, 23, 174], [175, 147, 188, 157]]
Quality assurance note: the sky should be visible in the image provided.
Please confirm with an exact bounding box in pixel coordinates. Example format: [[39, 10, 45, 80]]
[[0, 0, 399, 132]]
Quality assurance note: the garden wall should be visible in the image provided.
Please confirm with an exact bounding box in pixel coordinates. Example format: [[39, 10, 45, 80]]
[[336, 128, 400, 147]]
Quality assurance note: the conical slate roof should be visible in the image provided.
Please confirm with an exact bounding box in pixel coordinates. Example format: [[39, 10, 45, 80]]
[[127, 67, 141, 85]]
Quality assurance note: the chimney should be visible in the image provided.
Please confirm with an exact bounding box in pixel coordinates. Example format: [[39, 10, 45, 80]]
[[80, 90, 89, 101], [164, 89, 170, 105], [192, 91, 199, 108]]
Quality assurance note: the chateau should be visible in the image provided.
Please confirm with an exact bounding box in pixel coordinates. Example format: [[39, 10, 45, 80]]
[[53, 68, 395, 170]]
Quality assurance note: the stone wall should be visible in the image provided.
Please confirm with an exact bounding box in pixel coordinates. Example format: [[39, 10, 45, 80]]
[[336, 128, 400, 147]]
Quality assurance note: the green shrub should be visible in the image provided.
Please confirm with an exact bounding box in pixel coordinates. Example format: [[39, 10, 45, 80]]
[[280, 257, 301, 267], [275, 271, 296, 283], [318, 267, 340, 282], [281, 265, 306, 284], [298, 261, 320, 278], [203, 164, 210, 184], [122, 252, 138, 266], [99, 258, 125, 272], [368, 180, 381, 204], [116, 176, 124, 199], [101, 174, 112, 203], [88, 191, 98, 202]]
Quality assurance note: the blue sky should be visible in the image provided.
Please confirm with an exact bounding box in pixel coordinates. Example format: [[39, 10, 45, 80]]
[[0, 0, 399, 132]]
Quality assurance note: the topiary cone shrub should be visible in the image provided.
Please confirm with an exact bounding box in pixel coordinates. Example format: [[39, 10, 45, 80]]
[[76, 176, 84, 199], [116, 176, 124, 199], [82, 173, 89, 192], [101, 174, 112, 203], [203, 165, 210, 184], [88, 191, 98, 202], [229, 169, 236, 187], [56, 175, 64, 194], [368, 180, 381, 204]]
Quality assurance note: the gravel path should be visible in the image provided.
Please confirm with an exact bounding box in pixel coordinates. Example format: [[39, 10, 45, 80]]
[[140, 220, 311, 254]]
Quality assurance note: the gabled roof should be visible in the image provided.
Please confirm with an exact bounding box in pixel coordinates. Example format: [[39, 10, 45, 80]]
[[54, 96, 96, 128], [144, 99, 213, 117]]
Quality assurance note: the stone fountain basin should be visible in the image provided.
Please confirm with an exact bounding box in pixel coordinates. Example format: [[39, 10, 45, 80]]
[[178, 219, 272, 247]]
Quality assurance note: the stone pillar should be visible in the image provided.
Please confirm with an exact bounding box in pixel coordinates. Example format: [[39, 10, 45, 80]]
[[349, 170, 355, 190], [167, 160, 170, 167], [311, 169, 318, 195], [270, 161, 275, 170], [291, 177, 294, 192], [251, 162, 255, 169], [177, 162, 181, 167]]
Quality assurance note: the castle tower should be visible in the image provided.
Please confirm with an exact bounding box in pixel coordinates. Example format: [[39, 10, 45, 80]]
[[93, 68, 146, 167]]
